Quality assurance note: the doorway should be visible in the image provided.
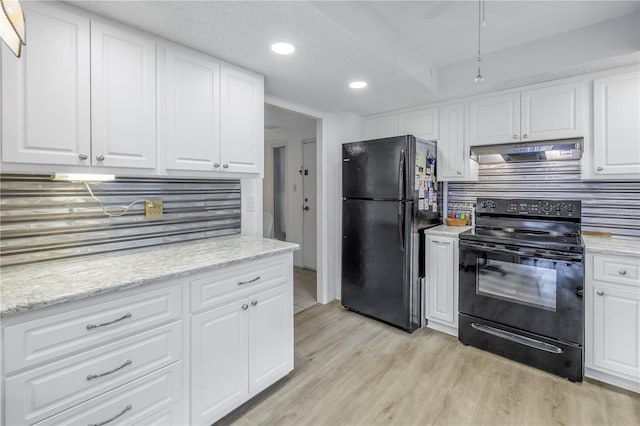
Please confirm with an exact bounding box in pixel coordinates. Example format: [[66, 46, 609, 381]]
[[264, 104, 319, 313]]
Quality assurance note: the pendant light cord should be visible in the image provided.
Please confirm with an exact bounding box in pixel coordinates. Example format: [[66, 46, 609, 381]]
[[477, 0, 482, 64]]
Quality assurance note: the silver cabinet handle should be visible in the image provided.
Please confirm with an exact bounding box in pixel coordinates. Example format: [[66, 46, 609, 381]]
[[79, 153, 88, 160], [242, 304, 249, 310], [213, 163, 220, 168], [513, 134, 518, 139], [522, 134, 528, 139], [597, 291, 605, 296], [223, 164, 229, 169], [619, 269, 627, 276], [88, 404, 132, 426], [596, 166, 603, 171], [96, 154, 105, 162], [238, 276, 260, 286], [456, 170, 462, 175], [251, 300, 258, 306], [86, 313, 132, 330], [87, 359, 132, 381], [432, 240, 451, 245]]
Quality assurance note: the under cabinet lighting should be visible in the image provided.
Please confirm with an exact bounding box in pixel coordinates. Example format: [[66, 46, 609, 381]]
[[52, 173, 115, 182]]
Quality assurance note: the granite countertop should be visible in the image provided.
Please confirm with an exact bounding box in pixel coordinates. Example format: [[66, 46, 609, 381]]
[[0, 235, 299, 318], [424, 224, 472, 237], [582, 235, 640, 257]]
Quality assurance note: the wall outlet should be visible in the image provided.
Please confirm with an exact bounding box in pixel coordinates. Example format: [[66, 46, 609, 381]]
[[145, 199, 163, 220]]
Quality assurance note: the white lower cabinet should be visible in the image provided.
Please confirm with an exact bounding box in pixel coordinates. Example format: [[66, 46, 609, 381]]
[[190, 272, 293, 425], [585, 252, 640, 393], [425, 234, 459, 336], [1, 252, 295, 425]]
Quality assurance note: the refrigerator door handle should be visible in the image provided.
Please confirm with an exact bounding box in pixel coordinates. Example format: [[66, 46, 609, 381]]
[[397, 149, 405, 201], [398, 201, 404, 251]]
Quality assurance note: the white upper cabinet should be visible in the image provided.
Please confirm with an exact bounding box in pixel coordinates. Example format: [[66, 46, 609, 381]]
[[363, 116, 399, 139], [161, 46, 221, 172], [220, 66, 264, 174], [469, 93, 520, 146], [592, 71, 640, 177], [398, 107, 439, 140], [91, 21, 157, 169], [469, 81, 584, 146], [521, 83, 583, 141], [1, 3, 91, 166], [438, 102, 472, 181]]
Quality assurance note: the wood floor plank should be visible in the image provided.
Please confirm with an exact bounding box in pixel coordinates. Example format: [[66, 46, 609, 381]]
[[218, 301, 640, 426]]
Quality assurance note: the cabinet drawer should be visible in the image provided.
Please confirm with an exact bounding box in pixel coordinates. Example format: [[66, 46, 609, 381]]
[[5, 321, 182, 426], [190, 254, 290, 313], [593, 254, 640, 287], [32, 362, 183, 426], [4, 284, 182, 374]]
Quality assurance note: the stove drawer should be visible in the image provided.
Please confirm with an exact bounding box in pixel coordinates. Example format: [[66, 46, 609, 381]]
[[592, 253, 640, 287]]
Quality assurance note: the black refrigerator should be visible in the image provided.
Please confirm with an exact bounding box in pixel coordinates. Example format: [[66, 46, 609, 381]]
[[341, 135, 440, 332]]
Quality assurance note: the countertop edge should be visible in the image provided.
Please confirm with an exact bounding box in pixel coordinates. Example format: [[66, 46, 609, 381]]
[[1, 240, 299, 318]]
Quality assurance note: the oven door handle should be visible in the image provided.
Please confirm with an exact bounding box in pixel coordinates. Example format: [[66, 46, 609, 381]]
[[459, 241, 582, 262]]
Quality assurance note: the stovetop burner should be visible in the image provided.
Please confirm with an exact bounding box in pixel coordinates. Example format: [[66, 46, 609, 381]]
[[459, 198, 583, 254]]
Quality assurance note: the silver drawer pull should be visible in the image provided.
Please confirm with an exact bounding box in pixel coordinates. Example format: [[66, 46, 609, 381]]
[[238, 276, 260, 286], [597, 291, 605, 296], [88, 404, 132, 426], [471, 322, 563, 354], [87, 359, 132, 381], [86, 313, 132, 330], [619, 269, 627, 276]]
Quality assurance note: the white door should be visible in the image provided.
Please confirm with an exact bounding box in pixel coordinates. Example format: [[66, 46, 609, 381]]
[[162, 45, 221, 172], [592, 285, 640, 379], [593, 72, 640, 176], [302, 142, 317, 270], [1, 3, 91, 166], [191, 301, 249, 426], [220, 66, 264, 174], [248, 284, 293, 395], [427, 237, 456, 326], [91, 21, 157, 169], [438, 102, 467, 180], [469, 93, 520, 146], [520, 82, 583, 141]]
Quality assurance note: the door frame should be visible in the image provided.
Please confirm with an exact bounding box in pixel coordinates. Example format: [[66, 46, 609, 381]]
[[301, 138, 317, 271], [264, 96, 328, 304], [267, 141, 288, 241]]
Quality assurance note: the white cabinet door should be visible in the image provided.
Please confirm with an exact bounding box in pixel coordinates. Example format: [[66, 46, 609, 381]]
[[162, 46, 221, 172], [1, 3, 91, 166], [469, 93, 520, 146], [191, 301, 249, 426], [438, 102, 469, 180], [398, 108, 438, 140], [248, 284, 293, 395], [220, 66, 263, 174], [593, 72, 640, 176], [521, 82, 583, 141], [363, 116, 399, 139], [592, 285, 640, 380], [426, 236, 456, 328], [91, 21, 156, 169]]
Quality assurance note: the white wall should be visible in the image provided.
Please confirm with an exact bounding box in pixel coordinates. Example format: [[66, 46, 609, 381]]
[[320, 113, 363, 301], [263, 105, 317, 267]]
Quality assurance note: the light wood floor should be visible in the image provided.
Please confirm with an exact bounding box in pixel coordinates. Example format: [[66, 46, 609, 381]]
[[219, 301, 640, 426]]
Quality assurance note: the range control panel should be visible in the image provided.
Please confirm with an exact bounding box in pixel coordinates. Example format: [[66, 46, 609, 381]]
[[476, 198, 581, 218]]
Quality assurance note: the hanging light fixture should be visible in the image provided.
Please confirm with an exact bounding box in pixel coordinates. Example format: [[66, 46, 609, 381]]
[[0, 0, 26, 58], [474, 0, 484, 83]]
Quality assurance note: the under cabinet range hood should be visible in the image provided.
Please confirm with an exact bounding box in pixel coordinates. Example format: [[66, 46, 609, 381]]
[[470, 139, 583, 164]]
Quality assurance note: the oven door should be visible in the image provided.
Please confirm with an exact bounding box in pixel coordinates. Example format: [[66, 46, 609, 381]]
[[459, 240, 584, 344]]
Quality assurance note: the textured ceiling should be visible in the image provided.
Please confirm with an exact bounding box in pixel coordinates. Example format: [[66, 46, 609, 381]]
[[67, 0, 640, 116]]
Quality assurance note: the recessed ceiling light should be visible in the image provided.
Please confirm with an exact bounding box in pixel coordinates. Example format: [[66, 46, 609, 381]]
[[271, 42, 295, 55], [349, 81, 368, 89]]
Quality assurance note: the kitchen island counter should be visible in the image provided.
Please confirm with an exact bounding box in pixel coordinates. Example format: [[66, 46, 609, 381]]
[[1, 235, 299, 317]]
